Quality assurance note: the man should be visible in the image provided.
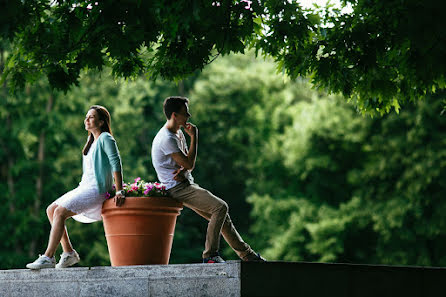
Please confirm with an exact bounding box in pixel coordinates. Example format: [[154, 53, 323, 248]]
[[151, 96, 265, 263]]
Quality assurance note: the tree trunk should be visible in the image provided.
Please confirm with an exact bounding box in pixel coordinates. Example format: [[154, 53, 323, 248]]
[[178, 80, 185, 96], [6, 133, 16, 214], [1, 47, 22, 254], [0, 49, 14, 211], [5, 116, 22, 255], [29, 94, 54, 257]]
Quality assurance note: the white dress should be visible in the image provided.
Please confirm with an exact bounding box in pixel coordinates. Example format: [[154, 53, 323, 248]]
[[54, 141, 107, 223]]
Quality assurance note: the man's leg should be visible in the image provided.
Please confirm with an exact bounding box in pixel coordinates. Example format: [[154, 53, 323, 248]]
[[169, 183, 228, 258], [192, 208, 254, 260]]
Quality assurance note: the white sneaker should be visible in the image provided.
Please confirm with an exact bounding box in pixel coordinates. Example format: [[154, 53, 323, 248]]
[[26, 255, 56, 270], [56, 250, 80, 268]]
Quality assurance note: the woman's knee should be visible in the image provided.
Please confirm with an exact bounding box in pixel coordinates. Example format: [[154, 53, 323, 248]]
[[46, 203, 57, 218], [53, 206, 71, 221]]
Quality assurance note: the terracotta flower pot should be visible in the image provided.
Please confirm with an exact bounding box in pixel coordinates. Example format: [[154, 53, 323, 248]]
[[101, 197, 183, 266]]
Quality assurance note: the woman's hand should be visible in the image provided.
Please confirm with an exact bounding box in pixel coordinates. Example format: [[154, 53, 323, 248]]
[[113, 172, 125, 206], [114, 190, 125, 207]]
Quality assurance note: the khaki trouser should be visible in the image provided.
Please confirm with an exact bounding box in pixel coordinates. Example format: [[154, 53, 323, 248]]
[[168, 181, 254, 259]]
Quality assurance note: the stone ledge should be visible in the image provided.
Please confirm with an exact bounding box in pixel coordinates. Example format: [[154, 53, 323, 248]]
[[0, 262, 240, 297], [2, 261, 446, 297]]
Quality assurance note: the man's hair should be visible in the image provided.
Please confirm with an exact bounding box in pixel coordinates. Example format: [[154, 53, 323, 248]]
[[163, 96, 189, 119]]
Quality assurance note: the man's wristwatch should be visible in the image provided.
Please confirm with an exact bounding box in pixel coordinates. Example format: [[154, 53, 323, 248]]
[[116, 190, 125, 197]]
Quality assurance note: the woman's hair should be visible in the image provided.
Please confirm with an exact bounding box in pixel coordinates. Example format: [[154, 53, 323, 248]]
[[163, 96, 189, 119], [82, 105, 113, 155]]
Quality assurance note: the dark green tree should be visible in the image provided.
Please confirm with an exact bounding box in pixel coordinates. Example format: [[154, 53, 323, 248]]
[[247, 90, 446, 266], [2, 0, 445, 114]]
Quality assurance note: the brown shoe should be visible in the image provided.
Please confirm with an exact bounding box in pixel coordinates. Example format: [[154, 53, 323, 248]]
[[243, 252, 266, 262], [203, 255, 226, 263]]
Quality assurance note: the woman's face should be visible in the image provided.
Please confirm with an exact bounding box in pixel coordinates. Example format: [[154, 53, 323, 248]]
[[84, 109, 102, 131]]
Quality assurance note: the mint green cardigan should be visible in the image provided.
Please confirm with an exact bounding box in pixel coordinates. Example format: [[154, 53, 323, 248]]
[[84, 132, 122, 194]]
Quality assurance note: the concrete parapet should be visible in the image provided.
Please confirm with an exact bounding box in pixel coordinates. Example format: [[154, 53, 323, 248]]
[[0, 262, 240, 297], [2, 261, 446, 296]]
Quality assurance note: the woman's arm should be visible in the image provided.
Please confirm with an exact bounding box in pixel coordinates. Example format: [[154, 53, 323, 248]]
[[102, 133, 125, 206], [113, 171, 125, 206], [102, 133, 122, 173]]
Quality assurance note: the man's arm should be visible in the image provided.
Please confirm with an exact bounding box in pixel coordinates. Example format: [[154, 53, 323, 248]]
[[170, 123, 198, 171], [172, 167, 187, 181]]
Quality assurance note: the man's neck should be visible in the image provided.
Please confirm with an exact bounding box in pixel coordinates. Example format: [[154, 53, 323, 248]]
[[166, 120, 180, 133]]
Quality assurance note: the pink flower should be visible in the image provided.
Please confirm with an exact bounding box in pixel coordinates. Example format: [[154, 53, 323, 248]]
[[135, 177, 141, 183], [144, 189, 150, 195], [105, 192, 111, 199], [130, 182, 138, 191]]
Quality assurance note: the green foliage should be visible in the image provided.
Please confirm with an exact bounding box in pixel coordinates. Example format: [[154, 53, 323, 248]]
[[247, 90, 446, 266], [352, 93, 446, 265], [257, 0, 446, 115], [2, 1, 445, 114], [1, 0, 259, 91]]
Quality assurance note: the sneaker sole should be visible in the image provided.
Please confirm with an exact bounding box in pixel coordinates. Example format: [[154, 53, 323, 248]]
[[26, 264, 55, 270], [56, 258, 80, 269]]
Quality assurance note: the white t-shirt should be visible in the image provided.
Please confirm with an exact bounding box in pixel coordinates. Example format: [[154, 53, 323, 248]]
[[151, 124, 194, 190]]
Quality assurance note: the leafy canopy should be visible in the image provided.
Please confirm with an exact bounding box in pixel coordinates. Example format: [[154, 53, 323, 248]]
[[2, 0, 446, 114]]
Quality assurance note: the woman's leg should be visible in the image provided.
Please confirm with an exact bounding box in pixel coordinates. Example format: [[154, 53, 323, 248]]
[[44, 205, 76, 258], [46, 203, 75, 254]]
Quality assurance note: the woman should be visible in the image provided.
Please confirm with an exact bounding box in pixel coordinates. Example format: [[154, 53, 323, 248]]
[[26, 105, 126, 269]]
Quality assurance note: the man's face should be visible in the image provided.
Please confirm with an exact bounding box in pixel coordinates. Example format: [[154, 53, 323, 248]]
[[175, 103, 191, 127]]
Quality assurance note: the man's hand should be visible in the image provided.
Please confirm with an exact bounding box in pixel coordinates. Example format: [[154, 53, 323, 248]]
[[173, 167, 187, 182], [184, 122, 197, 138]]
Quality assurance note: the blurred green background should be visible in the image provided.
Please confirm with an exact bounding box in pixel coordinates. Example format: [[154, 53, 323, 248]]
[[1, 50, 445, 269]]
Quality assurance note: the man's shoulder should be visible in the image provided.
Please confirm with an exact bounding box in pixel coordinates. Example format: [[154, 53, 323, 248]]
[[153, 127, 176, 149], [154, 126, 168, 138], [157, 127, 179, 140]]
